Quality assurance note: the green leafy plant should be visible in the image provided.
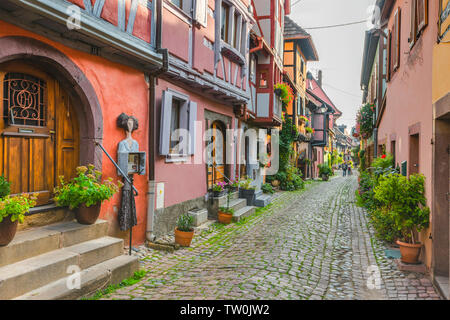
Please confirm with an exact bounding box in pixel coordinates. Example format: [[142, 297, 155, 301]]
[[261, 183, 275, 194], [305, 127, 314, 134], [374, 173, 430, 244], [239, 178, 255, 190], [219, 206, 235, 215], [53, 164, 122, 210], [356, 103, 375, 139], [176, 214, 194, 232], [0, 175, 11, 199], [0, 193, 37, 224], [274, 83, 294, 107], [318, 163, 332, 178]]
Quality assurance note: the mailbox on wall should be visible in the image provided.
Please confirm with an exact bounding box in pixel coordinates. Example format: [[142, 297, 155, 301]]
[[118, 152, 146, 176]]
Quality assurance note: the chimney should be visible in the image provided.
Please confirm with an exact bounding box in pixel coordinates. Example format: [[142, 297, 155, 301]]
[[317, 70, 323, 87]]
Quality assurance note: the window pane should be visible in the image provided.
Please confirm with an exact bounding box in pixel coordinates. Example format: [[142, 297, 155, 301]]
[[233, 13, 239, 48], [170, 99, 181, 153], [221, 3, 229, 42], [171, 0, 182, 8]]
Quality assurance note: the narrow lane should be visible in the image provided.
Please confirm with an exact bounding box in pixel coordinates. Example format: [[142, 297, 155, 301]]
[[100, 175, 439, 300]]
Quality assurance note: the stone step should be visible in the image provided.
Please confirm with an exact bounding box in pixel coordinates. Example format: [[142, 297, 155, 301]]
[[229, 198, 247, 211], [0, 219, 109, 268], [232, 206, 256, 222], [254, 194, 272, 207], [14, 255, 139, 300], [0, 236, 123, 300]]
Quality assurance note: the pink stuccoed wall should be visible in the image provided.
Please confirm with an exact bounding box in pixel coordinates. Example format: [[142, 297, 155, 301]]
[[377, 0, 439, 269], [154, 78, 236, 208]]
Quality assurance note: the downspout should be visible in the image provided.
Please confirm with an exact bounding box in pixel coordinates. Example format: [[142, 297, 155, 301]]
[[146, 0, 169, 242], [249, 36, 263, 54]]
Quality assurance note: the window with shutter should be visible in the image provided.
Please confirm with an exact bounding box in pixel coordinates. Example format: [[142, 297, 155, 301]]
[[160, 90, 195, 157], [417, 0, 428, 35], [194, 0, 207, 27], [410, 0, 428, 47]]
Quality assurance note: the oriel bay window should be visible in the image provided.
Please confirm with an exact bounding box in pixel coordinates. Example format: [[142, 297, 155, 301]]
[[160, 90, 197, 159], [220, 1, 247, 52]]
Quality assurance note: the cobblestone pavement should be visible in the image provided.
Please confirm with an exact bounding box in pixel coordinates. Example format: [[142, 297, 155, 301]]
[[100, 175, 441, 300]]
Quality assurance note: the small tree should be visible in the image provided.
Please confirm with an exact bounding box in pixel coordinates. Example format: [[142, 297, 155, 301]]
[[374, 174, 430, 244]]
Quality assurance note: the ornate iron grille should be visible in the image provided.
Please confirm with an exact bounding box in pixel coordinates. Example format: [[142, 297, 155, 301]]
[[3, 73, 46, 126]]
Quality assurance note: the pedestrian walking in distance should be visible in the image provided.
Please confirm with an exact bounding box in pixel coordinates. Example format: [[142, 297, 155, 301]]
[[342, 162, 347, 177], [347, 163, 352, 176]]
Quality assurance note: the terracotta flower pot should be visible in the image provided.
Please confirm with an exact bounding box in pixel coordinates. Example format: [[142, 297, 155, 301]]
[[321, 174, 329, 181], [397, 240, 422, 264], [218, 211, 233, 224], [271, 180, 280, 187], [75, 203, 101, 225], [174, 227, 194, 247], [0, 217, 18, 246]]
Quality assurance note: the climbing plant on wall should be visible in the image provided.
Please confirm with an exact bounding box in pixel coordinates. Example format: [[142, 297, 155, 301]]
[[356, 103, 375, 139]]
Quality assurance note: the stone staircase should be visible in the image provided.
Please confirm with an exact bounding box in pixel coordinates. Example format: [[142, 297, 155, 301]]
[[0, 219, 138, 300], [209, 191, 256, 222], [254, 190, 272, 207]]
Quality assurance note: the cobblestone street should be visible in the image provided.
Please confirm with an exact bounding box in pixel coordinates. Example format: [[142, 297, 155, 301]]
[[100, 175, 440, 300]]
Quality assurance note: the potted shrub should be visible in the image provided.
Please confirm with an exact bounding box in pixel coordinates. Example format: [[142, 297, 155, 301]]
[[0, 194, 37, 246], [53, 165, 122, 225], [374, 173, 430, 264], [239, 178, 256, 206], [212, 181, 227, 197], [318, 164, 332, 181], [218, 188, 235, 224], [174, 214, 194, 247]]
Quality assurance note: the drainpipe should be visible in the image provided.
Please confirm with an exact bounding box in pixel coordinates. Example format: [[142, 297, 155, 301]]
[[146, 0, 169, 242], [249, 36, 263, 54]]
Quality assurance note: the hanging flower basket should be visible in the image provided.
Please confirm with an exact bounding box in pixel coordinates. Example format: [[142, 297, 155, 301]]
[[274, 83, 294, 109]]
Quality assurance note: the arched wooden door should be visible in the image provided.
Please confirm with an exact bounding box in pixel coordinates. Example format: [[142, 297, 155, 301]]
[[207, 121, 226, 189], [0, 61, 79, 206]]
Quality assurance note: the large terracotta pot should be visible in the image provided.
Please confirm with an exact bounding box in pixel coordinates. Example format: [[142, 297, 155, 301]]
[[0, 217, 18, 246], [218, 211, 233, 224], [321, 174, 329, 181], [174, 227, 194, 247], [75, 203, 101, 225], [271, 180, 280, 187], [397, 240, 422, 264]]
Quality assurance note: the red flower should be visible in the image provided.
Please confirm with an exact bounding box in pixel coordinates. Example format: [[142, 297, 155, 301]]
[[381, 154, 386, 159]]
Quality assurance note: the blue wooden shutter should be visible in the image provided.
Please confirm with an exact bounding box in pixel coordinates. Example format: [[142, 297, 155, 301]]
[[159, 90, 173, 155], [189, 101, 197, 155]]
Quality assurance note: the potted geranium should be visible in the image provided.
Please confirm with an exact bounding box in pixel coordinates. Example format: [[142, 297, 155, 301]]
[[212, 181, 227, 197], [374, 173, 430, 264], [0, 193, 37, 246], [239, 177, 256, 206], [174, 214, 194, 247], [53, 165, 122, 225]]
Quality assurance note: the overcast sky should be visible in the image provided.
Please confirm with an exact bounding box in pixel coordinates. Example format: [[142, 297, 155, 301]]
[[290, 0, 376, 131]]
